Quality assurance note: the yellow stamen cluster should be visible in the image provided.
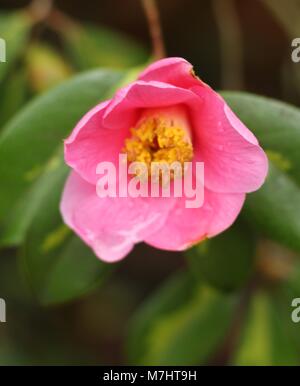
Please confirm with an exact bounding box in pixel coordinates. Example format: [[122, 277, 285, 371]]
[[123, 116, 193, 178]]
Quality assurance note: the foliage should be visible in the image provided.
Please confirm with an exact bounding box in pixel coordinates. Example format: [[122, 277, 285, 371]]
[[0, 2, 300, 366]]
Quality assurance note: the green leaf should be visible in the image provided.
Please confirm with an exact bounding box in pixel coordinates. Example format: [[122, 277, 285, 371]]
[[0, 69, 124, 302], [20, 161, 112, 305], [244, 164, 300, 253], [222, 92, 300, 183], [127, 272, 236, 365], [26, 43, 73, 93], [0, 68, 28, 128], [63, 23, 148, 70], [39, 236, 112, 305], [0, 11, 32, 83], [0, 149, 66, 247], [233, 290, 299, 366], [186, 222, 255, 292], [0, 69, 124, 226], [222, 92, 300, 253]]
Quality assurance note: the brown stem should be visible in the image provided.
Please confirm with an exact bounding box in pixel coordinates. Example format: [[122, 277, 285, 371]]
[[27, 0, 54, 24], [46, 8, 78, 34], [141, 0, 166, 60]]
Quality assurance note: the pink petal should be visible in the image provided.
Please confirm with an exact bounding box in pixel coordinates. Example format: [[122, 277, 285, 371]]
[[138, 57, 205, 88], [191, 86, 268, 193], [65, 81, 202, 185], [144, 188, 245, 251], [103, 80, 200, 129], [60, 172, 175, 262], [64, 101, 130, 185]]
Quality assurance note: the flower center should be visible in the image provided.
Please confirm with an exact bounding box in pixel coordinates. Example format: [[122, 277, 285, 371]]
[[123, 107, 194, 177]]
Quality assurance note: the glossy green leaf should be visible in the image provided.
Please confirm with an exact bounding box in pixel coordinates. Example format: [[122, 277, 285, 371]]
[[222, 92, 300, 183], [0, 149, 66, 247], [21, 162, 112, 305], [244, 164, 300, 253], [26, 43, 73, 93], [233, 290, 299, 365], [64, 23, 148, 70], [127, 272, 236, 365], [0, 69, 124, 226], [0, 68, 28, 128], [0, 70, 124, 303], [186, 222, 255, 291], [222, 92, 300, 253], [0, 11, 32, 83]]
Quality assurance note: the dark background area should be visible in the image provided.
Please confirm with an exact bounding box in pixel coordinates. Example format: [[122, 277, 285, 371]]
[[0, 0, 291, 97]]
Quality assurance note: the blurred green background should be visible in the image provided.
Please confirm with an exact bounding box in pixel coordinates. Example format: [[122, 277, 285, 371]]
[[0, 0, 300, 366]]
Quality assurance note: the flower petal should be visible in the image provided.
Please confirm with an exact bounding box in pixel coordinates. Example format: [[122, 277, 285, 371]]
[[64, 101, 130, 185], [138, 57, 205, 88], [103, 80, 201, 129], [191, 86, 268, 193], [144, 188, 245, 251], [65, 81, 203, 185], [60, 172, 175, 262]]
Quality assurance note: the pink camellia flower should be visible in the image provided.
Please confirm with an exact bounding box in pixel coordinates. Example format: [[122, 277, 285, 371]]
[[60, 57, 268, 262]]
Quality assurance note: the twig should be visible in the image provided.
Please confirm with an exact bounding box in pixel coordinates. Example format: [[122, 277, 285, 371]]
[[46, 8, 78, 34], [141, 0, 166, 59], [27, 0, 54, 24]]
